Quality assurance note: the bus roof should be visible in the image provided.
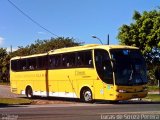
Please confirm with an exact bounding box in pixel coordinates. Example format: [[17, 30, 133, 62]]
[[10, 53, 47, 60], [48, 44, 138, 54], [11, 44, 138, 60]]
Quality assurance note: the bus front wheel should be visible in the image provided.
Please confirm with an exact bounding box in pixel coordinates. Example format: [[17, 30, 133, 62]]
[[81, 88, 93, 103], [26, 86, 33, 98]]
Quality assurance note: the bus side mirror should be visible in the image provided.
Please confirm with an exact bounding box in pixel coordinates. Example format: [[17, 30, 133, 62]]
[[110, 58, 116, 72]]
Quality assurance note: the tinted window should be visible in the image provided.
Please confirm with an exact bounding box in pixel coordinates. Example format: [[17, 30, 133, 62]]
[[20, 59, 27, 70], [62, 53, 76, 68], [11, 50, 94, 71], [110, 49, 147, 86], [36, 56, 47, 69], [11, 60, 18, 71], [11, 56, 47, 71], [94, 49, 113, 84], [76, 51, 93, 67], [49, 54, 61, 69], [49, 50, 93, 69], [28, 58, 37, 70]]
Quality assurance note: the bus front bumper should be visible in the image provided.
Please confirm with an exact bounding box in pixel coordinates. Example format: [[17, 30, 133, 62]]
[[113, 91, 148, 101]]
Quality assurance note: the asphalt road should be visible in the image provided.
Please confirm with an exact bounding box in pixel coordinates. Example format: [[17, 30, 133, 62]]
[[0, 103, 160, 120], [0, 85, 25, 98], [0, 85, 160, 120]]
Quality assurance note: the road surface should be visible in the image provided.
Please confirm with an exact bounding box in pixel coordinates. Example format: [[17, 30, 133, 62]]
[[0, 85, 160, 120], [0, 102, 160, 120], [0, 85, 25, 98]]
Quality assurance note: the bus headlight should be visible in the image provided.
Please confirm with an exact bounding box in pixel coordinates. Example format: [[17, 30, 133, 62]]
[[117, 89, 127, 93]]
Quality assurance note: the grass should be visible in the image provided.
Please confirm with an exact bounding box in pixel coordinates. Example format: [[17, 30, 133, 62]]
[[0, 98, 32, 105], [148, 86, 159, 91], [144, 94, 160, 102]]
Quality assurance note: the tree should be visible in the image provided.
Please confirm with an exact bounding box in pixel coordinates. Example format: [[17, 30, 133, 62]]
[[0, 37, 82, 83], [117, 9, 160, 85], [11, 37, 81, 56], [0, 48, 9, 82], [118, 10, 160, 54]]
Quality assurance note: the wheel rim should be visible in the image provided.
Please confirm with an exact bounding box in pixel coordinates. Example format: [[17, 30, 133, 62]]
[[83, 90, 92, 102]]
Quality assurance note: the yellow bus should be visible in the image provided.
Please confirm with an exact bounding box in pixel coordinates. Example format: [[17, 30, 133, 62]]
[[10, 44, 148, 102]]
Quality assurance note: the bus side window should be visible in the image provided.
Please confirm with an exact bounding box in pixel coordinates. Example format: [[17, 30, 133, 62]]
[[49, 55, 61, 69], [49, 56, 55, 68], [20, 59, 27, 71], [62, 55, 67, 67], [62, 53, 75, 68], [68, 53, 76, 67], [89, 60, 92, 65], [11, 60, 18, 71], [76, 50, 93, 68], [55, 55, 61, 68], [37, 56, 47, 70], [28, 58, 36, 70], [94, 49, 113, 84], [84, 51, 93, 67], [76, 52, 83, 67]]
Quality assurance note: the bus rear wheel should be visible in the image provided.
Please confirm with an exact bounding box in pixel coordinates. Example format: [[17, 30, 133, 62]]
[[81, 88, 93, 103], [26, 86, 33, 98]]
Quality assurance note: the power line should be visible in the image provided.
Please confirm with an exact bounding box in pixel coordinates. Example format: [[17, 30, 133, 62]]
[[7, 0, 59, 37]]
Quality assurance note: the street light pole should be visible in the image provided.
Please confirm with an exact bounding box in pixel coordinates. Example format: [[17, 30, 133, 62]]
[[92, 35, 103, 45], [107, 34, 109, 45]]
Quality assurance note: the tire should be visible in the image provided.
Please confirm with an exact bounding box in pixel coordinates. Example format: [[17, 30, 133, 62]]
[[81, 88, 93, 103], [26, 86, 33, 98]]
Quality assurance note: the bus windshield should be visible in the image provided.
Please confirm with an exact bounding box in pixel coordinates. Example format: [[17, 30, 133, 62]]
[[110, 49, 147, 86]]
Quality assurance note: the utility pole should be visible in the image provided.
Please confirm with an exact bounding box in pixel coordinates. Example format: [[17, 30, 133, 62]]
[[10, 45, 12, 53], [107, 34, 109, 45]]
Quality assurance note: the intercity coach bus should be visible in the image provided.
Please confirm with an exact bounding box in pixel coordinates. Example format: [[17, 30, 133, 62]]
[[10, 44, 148, 102]]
